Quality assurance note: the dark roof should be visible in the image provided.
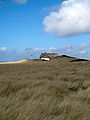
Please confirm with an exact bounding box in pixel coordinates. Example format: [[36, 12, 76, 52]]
[[40, 53, 58, 59]]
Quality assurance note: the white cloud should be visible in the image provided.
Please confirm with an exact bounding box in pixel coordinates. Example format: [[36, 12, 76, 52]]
[[0, 44, 90, 61], [79, 43, 90, 48], [12, 0, 28, 4], [0, 47, 7, 52], [0, 0, 28, 5], [43, 0, 90, 37], [19, 45, 90, 60], [41, 4, 60, 14]]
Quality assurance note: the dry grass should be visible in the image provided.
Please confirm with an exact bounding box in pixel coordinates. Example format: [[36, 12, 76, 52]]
[[0, 56, 90, 120]]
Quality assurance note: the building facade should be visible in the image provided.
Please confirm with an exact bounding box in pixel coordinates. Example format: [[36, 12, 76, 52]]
[[40, 53, 58, 60]]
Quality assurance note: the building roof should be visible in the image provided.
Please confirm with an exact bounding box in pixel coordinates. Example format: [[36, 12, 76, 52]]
[[40, 52, 58, 59]]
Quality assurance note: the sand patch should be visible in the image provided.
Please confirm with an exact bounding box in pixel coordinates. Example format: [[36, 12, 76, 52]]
[[0, 59, 28, 64]]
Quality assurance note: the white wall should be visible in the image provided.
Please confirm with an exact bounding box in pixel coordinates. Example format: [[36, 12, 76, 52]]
[[41, 58, 50, 61]]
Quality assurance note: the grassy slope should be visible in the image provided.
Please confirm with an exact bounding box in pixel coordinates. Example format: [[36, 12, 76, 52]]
[[0, 56, 90, 120]]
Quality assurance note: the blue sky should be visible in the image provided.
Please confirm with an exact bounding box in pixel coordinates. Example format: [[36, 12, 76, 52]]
[[0, 0, 90, 61], [0, 0, 62, 49]]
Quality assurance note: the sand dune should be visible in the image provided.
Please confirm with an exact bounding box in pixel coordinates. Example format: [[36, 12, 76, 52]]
[[0, 57, 90, 120], [0, 59, 28, 64]]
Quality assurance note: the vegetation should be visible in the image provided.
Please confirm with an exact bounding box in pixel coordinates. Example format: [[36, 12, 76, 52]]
[[0, 56, 90, 120]]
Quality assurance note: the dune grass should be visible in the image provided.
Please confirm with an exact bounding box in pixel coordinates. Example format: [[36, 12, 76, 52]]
[[0, 57, 90, 120]]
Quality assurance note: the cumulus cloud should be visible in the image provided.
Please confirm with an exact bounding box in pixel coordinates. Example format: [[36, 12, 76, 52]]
[[12, 0, 28, 4], [43, 0, 90, 37]]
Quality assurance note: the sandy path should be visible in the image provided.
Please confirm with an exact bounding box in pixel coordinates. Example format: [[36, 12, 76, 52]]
[[0, 59, 28, 64]]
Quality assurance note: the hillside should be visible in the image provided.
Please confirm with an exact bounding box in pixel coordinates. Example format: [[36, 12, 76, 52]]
[[0, 56, 90, 120]]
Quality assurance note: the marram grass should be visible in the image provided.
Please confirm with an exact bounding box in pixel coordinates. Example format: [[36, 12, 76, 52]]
[[0, 57, 90, 120]]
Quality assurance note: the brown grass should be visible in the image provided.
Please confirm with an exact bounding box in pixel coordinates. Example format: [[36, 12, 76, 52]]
[[0, 56, 90, 120]]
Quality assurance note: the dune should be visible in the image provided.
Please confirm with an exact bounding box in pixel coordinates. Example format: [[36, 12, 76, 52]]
[[0, 56, 90, 120], [0, 59, 28, 64]]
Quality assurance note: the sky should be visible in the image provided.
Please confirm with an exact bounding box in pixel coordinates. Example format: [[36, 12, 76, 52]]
[[0, 0, 90, 61]]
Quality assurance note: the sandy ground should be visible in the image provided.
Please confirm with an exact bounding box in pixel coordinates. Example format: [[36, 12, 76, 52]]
[[0, 59, 28, 64]]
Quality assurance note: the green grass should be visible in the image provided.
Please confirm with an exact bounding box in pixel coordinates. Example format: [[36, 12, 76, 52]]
[[0, 56, 90, 120]]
